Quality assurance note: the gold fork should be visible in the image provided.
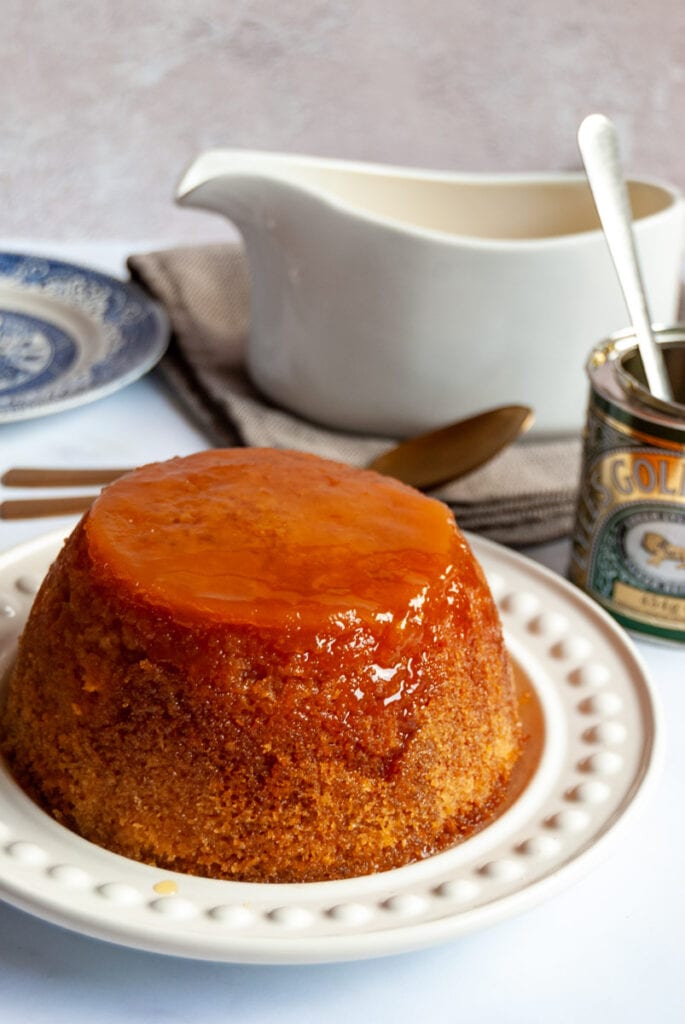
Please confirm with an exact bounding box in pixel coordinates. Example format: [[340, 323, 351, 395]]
[[0, 467, 129, 519]]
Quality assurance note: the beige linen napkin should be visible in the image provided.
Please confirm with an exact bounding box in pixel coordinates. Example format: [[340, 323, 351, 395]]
[[128, 244, 581, 546]]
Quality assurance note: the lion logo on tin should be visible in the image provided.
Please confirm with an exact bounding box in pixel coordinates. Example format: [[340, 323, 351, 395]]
[[641, 531, 685, 570]]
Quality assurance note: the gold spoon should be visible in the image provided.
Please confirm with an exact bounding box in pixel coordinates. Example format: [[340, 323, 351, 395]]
[[368, 403, 534, 489], [0, 404, 534, 518]]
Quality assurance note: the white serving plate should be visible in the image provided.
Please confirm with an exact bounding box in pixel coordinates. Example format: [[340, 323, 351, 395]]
[[0, 530, 661, 963]]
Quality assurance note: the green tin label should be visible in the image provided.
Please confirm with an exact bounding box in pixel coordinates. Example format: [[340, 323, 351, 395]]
[[570, 400, 685, 642]]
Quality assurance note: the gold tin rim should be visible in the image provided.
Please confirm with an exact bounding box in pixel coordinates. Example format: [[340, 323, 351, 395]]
[[589, 323, 685, 421]]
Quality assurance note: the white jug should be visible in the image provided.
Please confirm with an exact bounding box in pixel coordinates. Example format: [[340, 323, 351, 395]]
[[177, 151, 684, 437]]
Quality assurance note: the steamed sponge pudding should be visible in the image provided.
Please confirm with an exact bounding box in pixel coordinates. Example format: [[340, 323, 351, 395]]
[[1, 448, 521, 882]]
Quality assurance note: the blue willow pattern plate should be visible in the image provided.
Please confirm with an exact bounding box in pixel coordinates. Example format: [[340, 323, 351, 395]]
[[0, 252, 168, 422]]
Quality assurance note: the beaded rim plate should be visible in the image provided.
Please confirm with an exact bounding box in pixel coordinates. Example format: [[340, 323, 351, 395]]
[[0, 530, 661, 964], [0, 252, 168, 422]]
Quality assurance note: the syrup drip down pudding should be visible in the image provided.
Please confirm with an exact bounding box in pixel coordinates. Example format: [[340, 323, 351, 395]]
[[0, 449, 521, 883]]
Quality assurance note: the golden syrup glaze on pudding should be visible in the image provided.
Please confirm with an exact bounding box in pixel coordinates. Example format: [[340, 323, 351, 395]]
[[0, 448, 522, 883], [86, 446, 464, 630]]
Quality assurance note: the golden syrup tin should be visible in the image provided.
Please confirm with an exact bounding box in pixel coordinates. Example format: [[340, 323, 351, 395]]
[[570, 325, 685, 644]]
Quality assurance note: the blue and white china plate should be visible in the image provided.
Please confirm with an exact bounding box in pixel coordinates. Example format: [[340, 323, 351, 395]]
[[0, 253, 168, 422]]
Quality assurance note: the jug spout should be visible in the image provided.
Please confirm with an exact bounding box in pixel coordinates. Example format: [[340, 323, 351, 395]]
[[176, 150, 267, 225]]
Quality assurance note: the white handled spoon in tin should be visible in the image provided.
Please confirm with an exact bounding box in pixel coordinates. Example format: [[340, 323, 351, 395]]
[[577, 113, 673, 402]]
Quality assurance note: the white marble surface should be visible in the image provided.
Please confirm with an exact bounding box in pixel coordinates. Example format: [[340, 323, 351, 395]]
[[0, 245, 683, 1023], [1, 2, 684, 244]]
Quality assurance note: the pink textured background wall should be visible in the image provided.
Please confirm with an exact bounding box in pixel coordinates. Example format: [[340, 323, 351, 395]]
[[3, 0, 684, 243]]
